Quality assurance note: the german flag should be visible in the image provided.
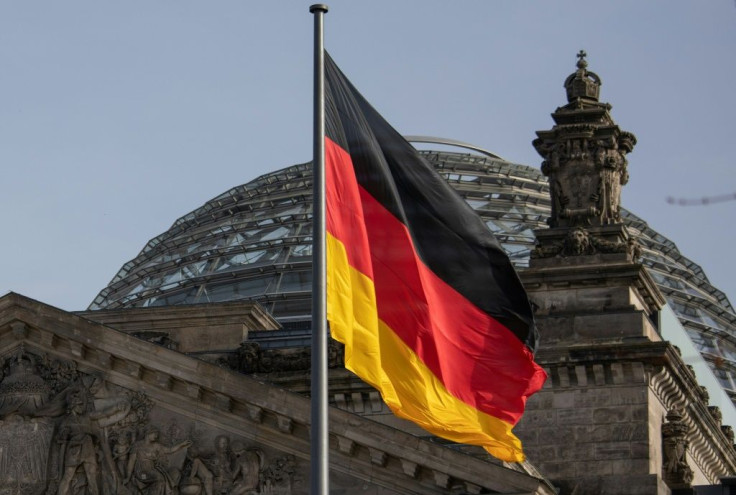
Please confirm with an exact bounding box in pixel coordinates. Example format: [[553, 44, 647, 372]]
[[324, 52, 546, 462]]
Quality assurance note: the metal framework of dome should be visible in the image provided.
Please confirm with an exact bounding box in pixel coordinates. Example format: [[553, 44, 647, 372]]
[[89, 148, 736, 400]]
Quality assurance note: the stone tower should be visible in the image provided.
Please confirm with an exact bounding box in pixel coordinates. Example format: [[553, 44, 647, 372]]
[[515, 52, 736, 495]]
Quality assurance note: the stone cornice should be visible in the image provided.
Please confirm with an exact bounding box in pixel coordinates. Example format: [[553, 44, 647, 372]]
[[74, 301, 281, 333]]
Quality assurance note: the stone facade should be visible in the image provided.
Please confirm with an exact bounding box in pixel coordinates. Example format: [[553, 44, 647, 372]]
[[513, 52, 736, 494], [0, 293, 555, 495]]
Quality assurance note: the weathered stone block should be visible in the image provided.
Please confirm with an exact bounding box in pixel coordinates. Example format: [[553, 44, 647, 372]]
[[593, 364, 606, 385], [522, 409, 557, 427], [607, 388, 647, 406], [574, 389, 612, 408], [554, 474, 660, 495], [575, 365, 588, 386], [557, 443, 594, 461], [525, 445, 557, 461], [594, 442, 631, 460], [578, 424, 612, 443], [599, 474, 661, 495], [632, 406, 649, 422], [537, 426, 576, 446], [611, 423, 648, 442], [539, 461, 577, 479], [611, 363, 625, 384], [610, 458, 649, 475], [529, 391, 554, 409], [558, 408, 594, 425], [630, 441, 650, 459], [553, 390, 576, 409], [516, 427, 539, 446], [593, 407, 630, 423], [575, 460, 613, 477]]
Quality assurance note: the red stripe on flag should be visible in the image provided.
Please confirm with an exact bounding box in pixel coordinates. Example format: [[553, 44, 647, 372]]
[[326, 138, 545, 425]]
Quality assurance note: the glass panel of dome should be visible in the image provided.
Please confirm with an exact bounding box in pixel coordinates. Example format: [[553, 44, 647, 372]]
[[157, 270, 183, 286], [271, 298, 311, 318], [184, 260, 209, 278], [125, 283, 148, 297], [260, 226, 291, 242], [702, 314, 728, 332], [499, 243, 524, 255], [215, 251, 268, 271], [720, 342, 736, 361], [289, 244, 312, 260], [274, 205, 307, 218], [715, 369, 736, 391], [205, 276, 277, 300], [701, 335, 718, 354], [223, 233, 246, 248], [485, 221, 503, 233], [146, 287, 200, 307], [279, 271, 312, 292], [466, 199, 488, 209]]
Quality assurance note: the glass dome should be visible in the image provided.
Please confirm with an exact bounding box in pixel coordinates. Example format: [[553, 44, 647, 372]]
[[89, 149, 736, 398]]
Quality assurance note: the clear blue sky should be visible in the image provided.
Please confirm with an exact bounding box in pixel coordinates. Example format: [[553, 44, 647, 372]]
[[1, 1, 734, 311]]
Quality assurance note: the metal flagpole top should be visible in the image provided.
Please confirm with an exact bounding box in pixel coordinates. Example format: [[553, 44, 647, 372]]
[[310, 4, 328, 13]]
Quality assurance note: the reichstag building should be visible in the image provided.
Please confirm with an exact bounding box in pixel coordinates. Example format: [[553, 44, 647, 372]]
[[2, 52, 735, 494], [88, 142, 736, 405]]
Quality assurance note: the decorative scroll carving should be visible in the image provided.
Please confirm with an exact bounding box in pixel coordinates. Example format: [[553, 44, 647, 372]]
[[699, 386, 710, 404], [531, 227, 641, 259], [708, 406, 723, 426], [261, 454, 298, 494], [721, 425, 734, 444], [224, 340, 345, 374], [662, 409, 694, 490]]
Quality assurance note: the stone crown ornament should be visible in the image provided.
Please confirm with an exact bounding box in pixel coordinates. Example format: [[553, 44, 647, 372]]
[[534, 50, 637, 230], [565, 50, 601, 102]]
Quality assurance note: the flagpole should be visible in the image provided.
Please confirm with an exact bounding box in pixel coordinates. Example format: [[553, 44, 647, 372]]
[[309, 4, 329, 495]]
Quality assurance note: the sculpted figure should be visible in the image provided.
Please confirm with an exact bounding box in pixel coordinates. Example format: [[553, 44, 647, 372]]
[[563, 227, 592, 256], [261, 455, 296, 494], [211, 435, 236, 493], [113, 430, 133, 480], [230, 441, 264, 495], [182, 435, 263, 495], [125, 426, 192, 495], [182, 444, 215, 495], [56, 391, 102, 495]]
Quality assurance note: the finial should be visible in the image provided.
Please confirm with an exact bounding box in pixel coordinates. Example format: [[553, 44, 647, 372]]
[[564, 50, 600, 102], [576, 50, 588, 69]]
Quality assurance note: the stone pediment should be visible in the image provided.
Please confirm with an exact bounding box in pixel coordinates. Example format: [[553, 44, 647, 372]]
[[0, 293, 554, 495]]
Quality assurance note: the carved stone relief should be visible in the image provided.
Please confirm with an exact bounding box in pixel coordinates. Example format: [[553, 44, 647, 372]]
[[661, 409, 694, 490], [222, 340, 345, 375], [532, 51, 639, 258], [0, 347, 299, 495], [531, 227, 640, 260]]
